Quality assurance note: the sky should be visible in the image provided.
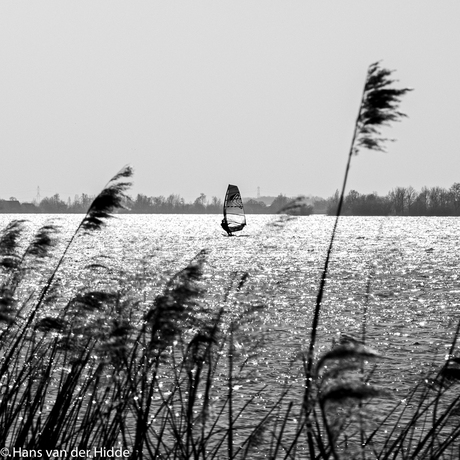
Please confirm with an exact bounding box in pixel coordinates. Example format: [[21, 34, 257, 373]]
[[1, 1, 459, 204]]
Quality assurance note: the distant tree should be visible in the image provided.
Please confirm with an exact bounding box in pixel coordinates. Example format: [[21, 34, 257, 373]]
[[362, 193, 391, 215], [326, 190, 340, 215], [166, 194, 185, 213], [151, 196, 166, 213], [405, 186, 417, 215], [414, 187, 429, 215], [192, 193, 207, 213], [427, 186, 451, 215], [388, 187, 407, 215], [131, 194, 152, 213], [338, 190, 391, 216], [67, 193, 96, 213], [450, 183, 460, 215], [206, 196, 222, 213], [312, 198, 327, 214], [39, 194, 68, 213], [195, 193, 206, 205], [344, 190, 360, 215], [244, 199, 267, 214]]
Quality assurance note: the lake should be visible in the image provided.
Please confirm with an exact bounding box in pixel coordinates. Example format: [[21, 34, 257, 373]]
[[1, 213, 459, 454]]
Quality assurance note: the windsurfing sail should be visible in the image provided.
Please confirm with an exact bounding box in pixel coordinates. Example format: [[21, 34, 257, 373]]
[[223, 184, 246, 233]]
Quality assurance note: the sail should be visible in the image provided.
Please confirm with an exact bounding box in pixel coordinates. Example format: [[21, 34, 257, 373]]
[[223, 184, 246, 232]]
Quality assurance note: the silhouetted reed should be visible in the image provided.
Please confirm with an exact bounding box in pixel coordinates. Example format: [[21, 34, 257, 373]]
[[2, 65, 460, 459], [301, 62, 412, 457], [0, 177, 282, 458]]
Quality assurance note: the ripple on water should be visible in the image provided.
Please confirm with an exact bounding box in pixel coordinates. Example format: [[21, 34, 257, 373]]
[[2, 213, 460, 445]]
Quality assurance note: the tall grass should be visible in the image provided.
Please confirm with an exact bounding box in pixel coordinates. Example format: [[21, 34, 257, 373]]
[[2, 65, 460, 459]]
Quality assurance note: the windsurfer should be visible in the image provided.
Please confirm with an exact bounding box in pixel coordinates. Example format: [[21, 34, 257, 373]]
[[221, 219, 233, 236]]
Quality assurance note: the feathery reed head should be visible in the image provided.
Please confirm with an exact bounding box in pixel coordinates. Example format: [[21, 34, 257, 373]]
[[0, 220, 26, 252], [0, 220, 26, 269], [316, 342, 381, 374], [70, 291, 118, 312], [26, 224, 59, 258], [146, 250, 208, 351], [320, 382, 387, 404], [81, 165, 133, 231], [355, 61, 412, 154]]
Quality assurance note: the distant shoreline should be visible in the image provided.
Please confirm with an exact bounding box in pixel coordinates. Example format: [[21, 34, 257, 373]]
[[3, 181, 460, 216]]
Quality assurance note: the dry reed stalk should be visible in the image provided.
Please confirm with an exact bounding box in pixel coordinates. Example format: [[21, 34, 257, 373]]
[[302, 63, 411, 457]]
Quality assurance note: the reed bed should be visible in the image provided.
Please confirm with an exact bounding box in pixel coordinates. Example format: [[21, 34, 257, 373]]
[[2, 64, 460, 459]]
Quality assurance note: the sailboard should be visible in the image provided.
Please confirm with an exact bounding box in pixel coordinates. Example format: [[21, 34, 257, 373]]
[[222, 184, 246, 234]]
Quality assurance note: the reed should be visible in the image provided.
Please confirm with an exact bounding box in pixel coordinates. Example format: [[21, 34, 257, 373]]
[[2, 65, 460, 459], [0, 175, 286, 458], [301, 62, 412, 457], [2, 181, 460, 459]]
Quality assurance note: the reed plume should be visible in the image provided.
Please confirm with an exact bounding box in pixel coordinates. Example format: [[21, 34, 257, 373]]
[[0, 221, 58, 327], [145, 249, 208, 353], [81, 165, 133, 231], [32, 166, 133, 314], [25, 224, 59, 258], [0, 220, 26, 266], [305, 63, 411, 385], [303, 62, 411, 457], [0, 221, 26, 323]]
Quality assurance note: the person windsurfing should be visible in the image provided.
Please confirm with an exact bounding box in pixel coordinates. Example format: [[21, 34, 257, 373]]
[[221, 219, 232, 236]]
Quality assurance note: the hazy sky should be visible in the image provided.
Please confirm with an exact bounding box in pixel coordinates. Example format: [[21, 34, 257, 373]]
[[1, 2, 459, 203]]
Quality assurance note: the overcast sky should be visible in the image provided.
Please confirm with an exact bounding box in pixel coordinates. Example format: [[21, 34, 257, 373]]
[[1, 1, 459, 203]]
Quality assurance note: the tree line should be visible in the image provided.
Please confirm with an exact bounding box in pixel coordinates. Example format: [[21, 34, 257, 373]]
[[125, 193, 313, 214], [326, 183, 460, 216], [0, 193, 313, 214], [2, 184, 460, 215]]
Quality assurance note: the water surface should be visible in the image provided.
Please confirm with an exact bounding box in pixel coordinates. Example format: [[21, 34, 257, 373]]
[[2, 213, 459, 409]]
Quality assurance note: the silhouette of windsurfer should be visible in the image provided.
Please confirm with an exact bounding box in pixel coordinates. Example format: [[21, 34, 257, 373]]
[[221, 219, 233, 236]]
